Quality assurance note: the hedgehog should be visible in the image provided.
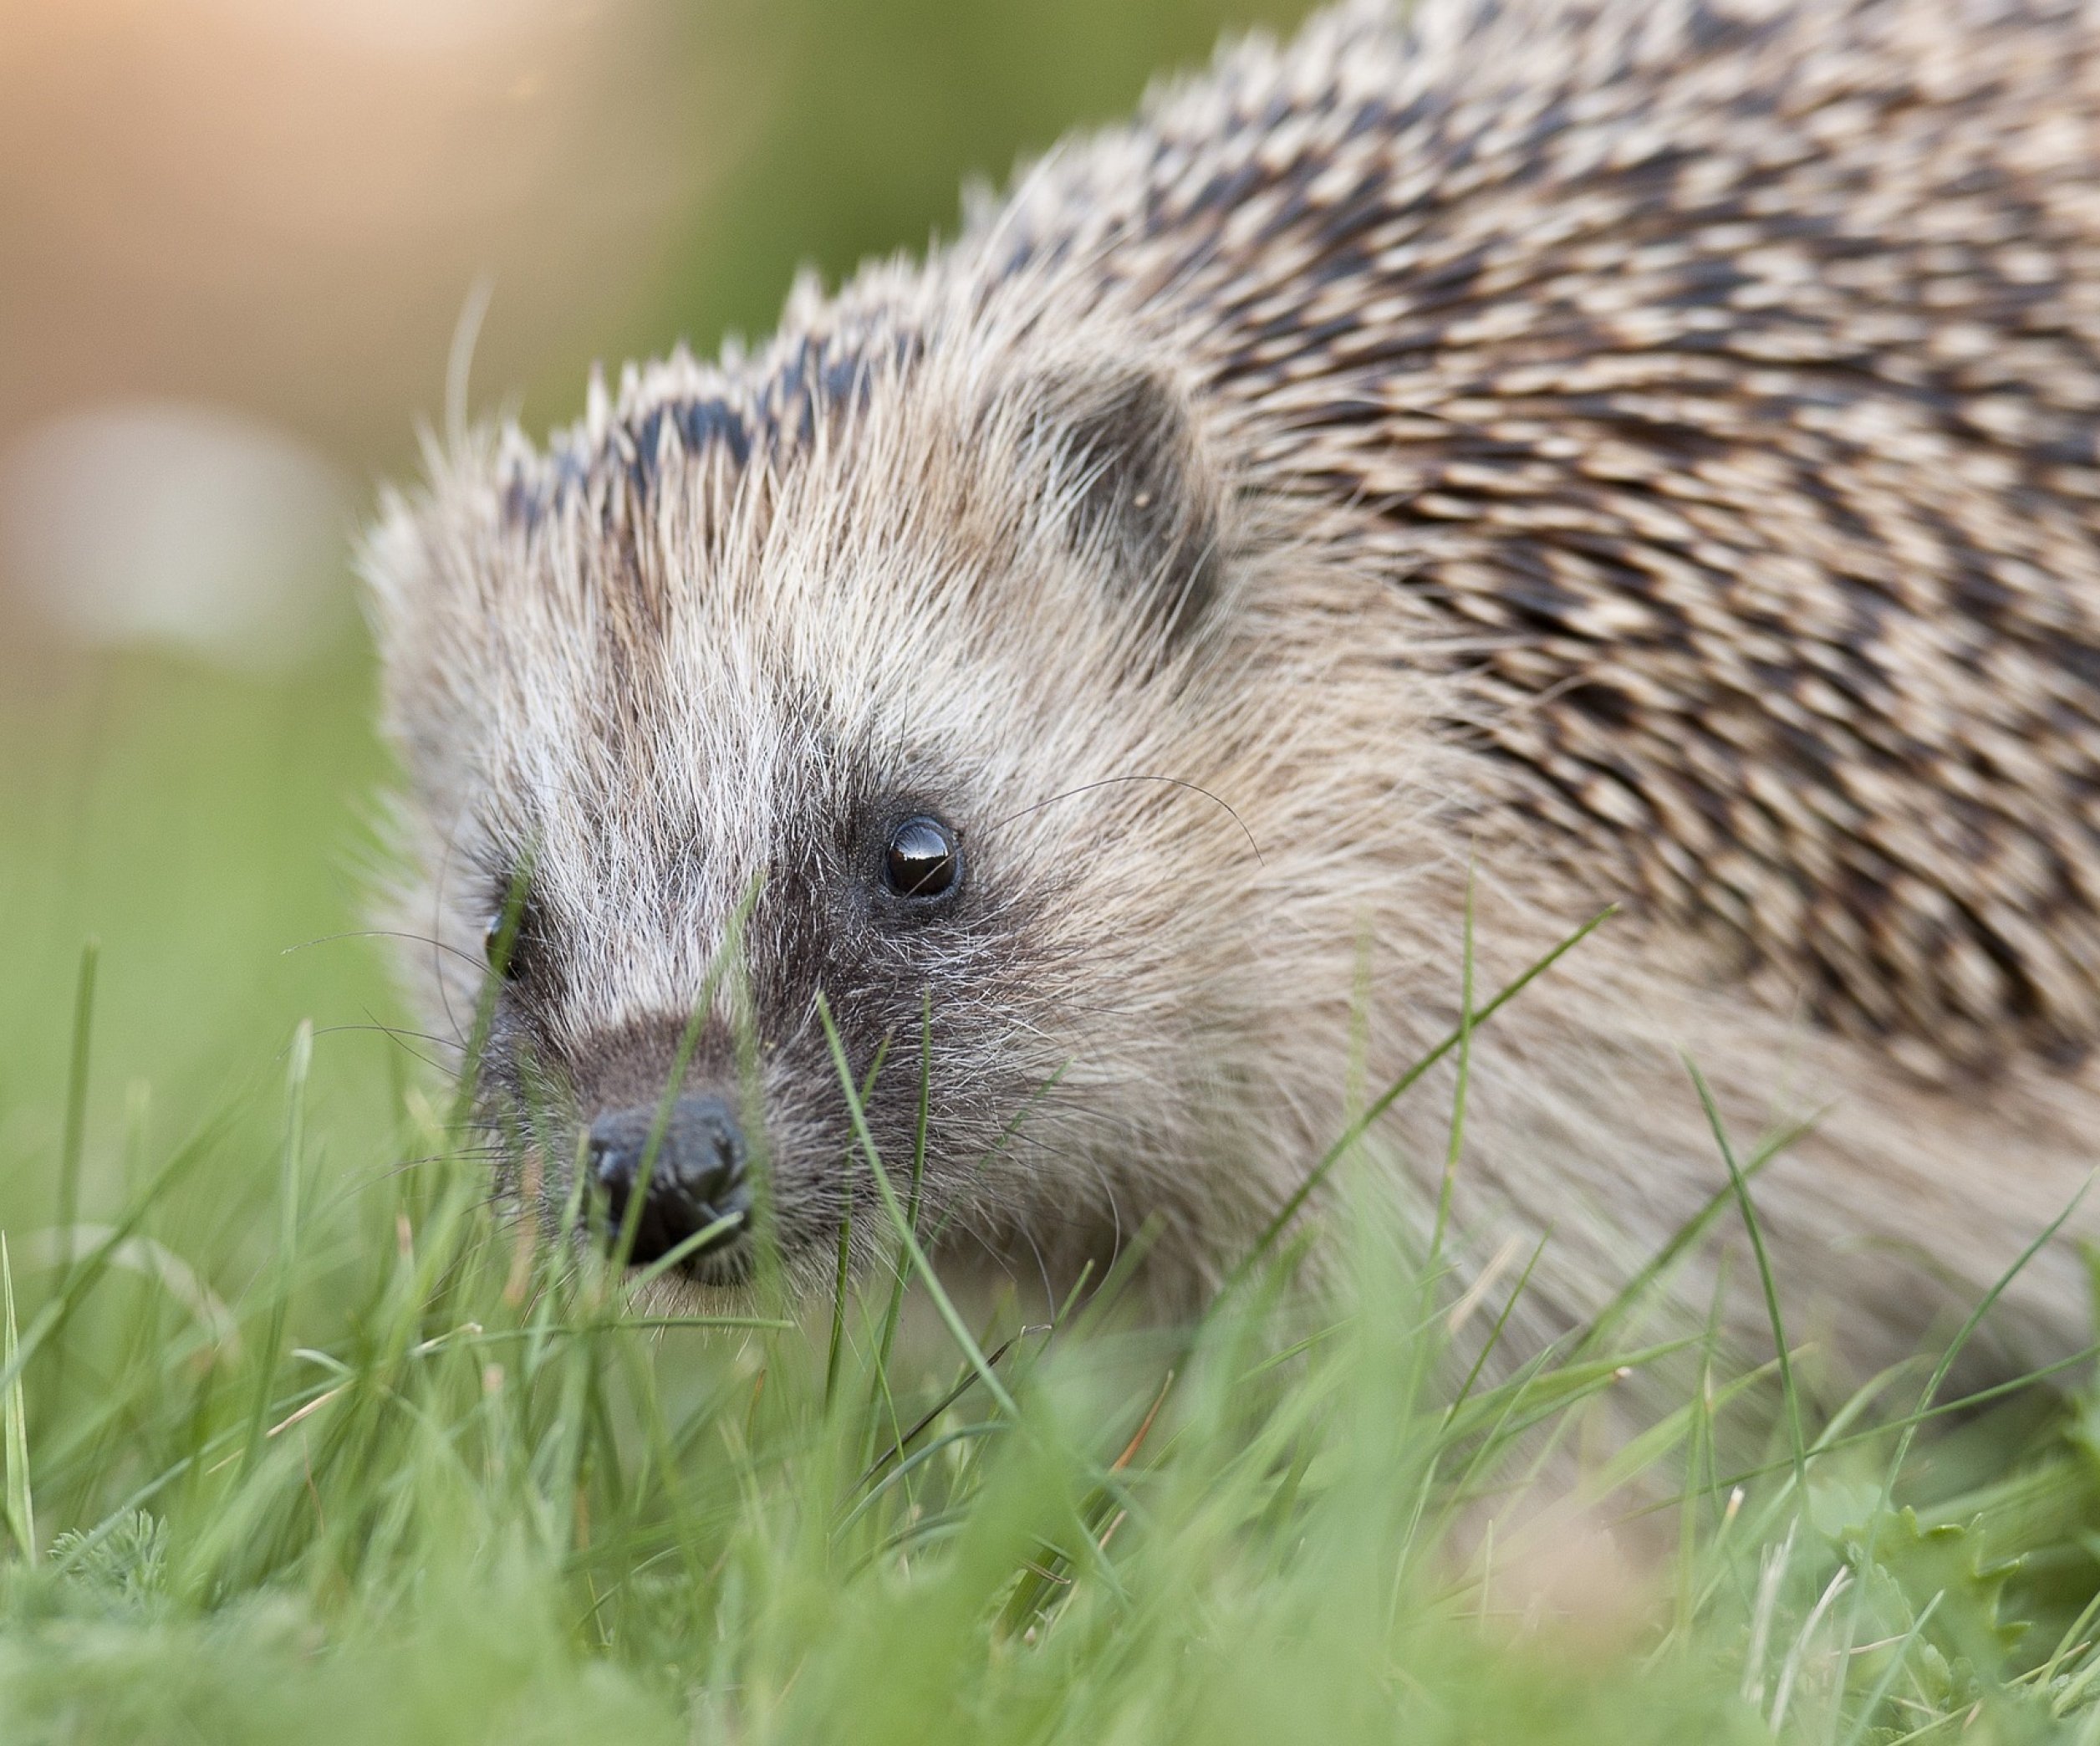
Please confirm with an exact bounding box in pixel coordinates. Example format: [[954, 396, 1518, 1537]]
[[363, 0, 2100, 1368]]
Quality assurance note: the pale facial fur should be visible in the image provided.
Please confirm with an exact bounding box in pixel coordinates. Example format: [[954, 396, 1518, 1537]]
[[368, 0, 2100, 1371], [364, 303, 1460, 1301]]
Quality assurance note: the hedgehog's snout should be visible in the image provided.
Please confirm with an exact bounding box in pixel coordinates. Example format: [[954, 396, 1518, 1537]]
[[587, 1094, 752, 1269]]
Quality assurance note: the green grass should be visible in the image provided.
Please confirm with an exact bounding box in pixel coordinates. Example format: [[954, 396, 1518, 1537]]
[[9, 651, 2100, 1743]]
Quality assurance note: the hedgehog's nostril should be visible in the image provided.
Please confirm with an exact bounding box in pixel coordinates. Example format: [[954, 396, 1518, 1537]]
[[587, 1094, 751, 1268]]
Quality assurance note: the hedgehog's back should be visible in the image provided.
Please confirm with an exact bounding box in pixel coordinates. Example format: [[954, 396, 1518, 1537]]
[[966, 0, 2100, 1075]]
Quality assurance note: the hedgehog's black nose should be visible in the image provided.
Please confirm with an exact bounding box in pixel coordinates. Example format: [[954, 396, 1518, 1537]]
[[587, 1094, 751, 1267]]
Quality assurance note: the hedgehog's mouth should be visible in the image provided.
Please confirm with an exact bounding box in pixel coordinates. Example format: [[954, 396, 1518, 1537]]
[[638, 1222, 754, 1289]]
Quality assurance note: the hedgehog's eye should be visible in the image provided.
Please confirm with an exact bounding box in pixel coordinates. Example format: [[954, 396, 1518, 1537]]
[[484, 900, 533, 981], [884, 815, 961, 901]]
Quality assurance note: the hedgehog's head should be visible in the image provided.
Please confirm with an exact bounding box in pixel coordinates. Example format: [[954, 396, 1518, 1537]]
[[361, 309, 1421, 1299]]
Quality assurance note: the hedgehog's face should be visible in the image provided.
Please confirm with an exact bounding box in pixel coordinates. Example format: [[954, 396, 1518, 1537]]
[[364, 337, 1333, 1296]]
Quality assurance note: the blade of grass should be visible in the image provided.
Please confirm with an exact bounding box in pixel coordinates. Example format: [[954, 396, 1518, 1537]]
[[1687, 1056, 1807, 1498], [826, 1037, 891, 1412], [1672, 1256, 1730, 1649], [1836, 1590, 1944, 1746], [1430, 867, 1476, 1268], [47, 937, 99, 1413], [1443, 1233, 1549, 1425], [817, 996, 1017, 1419], [242, 1020, 312, 1477], [1891, 1171, 2089, 1494], [826, 1194, 854, 1409], [868, 996, 935, 1417], [848, 1326, 1042, 1500], [624, 1217, 751, 1295], [1, 1238, 32, 1558], [55, 937, 99, 1246]]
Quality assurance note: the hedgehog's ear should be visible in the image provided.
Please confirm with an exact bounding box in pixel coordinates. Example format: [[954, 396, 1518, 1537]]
[[1032, 365, 1227, 650]]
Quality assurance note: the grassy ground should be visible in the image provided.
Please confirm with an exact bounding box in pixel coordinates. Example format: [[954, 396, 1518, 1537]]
[[4, 648, 2100, 1742]]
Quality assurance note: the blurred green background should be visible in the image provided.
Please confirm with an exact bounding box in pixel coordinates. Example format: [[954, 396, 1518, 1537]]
[[0, 0, 1314, 1273]]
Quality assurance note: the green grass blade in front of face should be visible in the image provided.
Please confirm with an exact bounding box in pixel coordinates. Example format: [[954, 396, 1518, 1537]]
[[825, 1033, 890, 1413], [817, 994, 1017, 1422], [862, 993, 935, 1464]]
